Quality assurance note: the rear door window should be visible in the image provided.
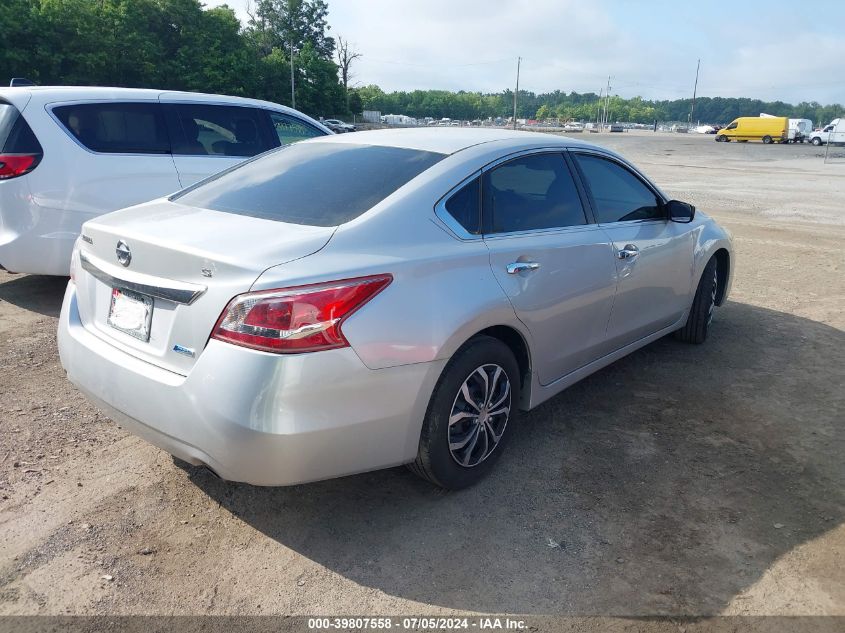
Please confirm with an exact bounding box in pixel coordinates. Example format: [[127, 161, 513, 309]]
[[173, 142, 444, 226], [53, 102, 169, 154], [166, 104, 275, 157], [269, 112, 325, 145], [482, 153, 587, 234]]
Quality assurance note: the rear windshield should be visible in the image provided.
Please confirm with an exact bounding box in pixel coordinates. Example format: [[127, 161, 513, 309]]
[[0, 103, 42, 154], [173, 142, 445, 226]]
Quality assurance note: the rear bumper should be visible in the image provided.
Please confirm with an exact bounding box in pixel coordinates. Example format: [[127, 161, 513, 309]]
[[58, 282, 445, 485]]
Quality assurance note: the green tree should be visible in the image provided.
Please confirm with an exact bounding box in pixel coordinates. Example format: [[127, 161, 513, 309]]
[[244, 0, 344, 113], [247, 0, 334, 57], [347, 88, 363, 114], [0, 0, 41, 81]]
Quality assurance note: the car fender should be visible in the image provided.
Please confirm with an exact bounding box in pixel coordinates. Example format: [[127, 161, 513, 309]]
[[690, 212, 733, 304]]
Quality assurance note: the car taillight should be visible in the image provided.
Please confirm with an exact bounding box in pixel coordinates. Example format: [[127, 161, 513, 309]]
[[0, 154, 41, 179], [211, 274, 393, 354]]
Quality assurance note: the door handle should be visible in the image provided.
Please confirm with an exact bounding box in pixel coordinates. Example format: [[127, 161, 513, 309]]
[[506, 261, 541, 274], [616, 244, 639, 260]]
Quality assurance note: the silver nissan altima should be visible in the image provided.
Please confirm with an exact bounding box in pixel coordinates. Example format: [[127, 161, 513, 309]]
[[58, 128, 733, 489]]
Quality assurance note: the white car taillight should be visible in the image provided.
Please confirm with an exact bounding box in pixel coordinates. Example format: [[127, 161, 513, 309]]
[[211, 274, 392, 353]]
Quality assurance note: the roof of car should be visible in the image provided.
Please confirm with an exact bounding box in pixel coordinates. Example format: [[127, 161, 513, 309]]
[[0, 85, 319, 117], [305, 127, 595, 155]]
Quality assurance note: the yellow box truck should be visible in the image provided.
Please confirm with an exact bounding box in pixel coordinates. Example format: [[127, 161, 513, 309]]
[[716, 117, 788, 144]]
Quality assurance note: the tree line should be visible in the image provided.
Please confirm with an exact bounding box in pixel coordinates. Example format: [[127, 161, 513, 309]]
[[0, 0, 350, 116], [1, 1, 841, 125], [357, 86, 844, 126]]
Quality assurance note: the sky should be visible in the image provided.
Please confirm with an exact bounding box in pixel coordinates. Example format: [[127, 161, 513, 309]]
[[206, 0, 845, 104]]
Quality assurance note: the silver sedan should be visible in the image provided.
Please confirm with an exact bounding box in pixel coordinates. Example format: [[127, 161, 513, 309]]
[[58, 129, 733, 489]]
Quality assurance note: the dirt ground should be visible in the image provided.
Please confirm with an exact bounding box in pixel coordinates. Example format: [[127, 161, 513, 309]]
[[0, 132, 843, 618]]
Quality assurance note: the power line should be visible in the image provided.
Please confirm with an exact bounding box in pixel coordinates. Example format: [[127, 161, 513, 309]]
[[363, 57, 514, 68]]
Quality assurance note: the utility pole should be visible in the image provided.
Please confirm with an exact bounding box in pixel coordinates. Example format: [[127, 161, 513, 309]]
[[290, 42, 296, 110], [689, 58, 700, 126], [512, 56, 521, 130], [602, 75, 611, 131], [596, 88, 603, 127]]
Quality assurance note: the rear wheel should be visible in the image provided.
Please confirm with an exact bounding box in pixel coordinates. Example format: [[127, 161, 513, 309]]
[[674, 257, 718, 344], [409, 336, 520, 489], [762, 135, 773, 144]]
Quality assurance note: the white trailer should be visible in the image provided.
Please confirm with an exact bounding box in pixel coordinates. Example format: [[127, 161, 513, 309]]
[[788, 118, 813, 143], [382, 114, 418, 126], [362, 110, 381, 124]]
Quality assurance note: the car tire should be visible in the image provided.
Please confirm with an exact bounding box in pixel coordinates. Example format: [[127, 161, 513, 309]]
[[811, 137, 822, 146], [762, 135, 773, 144], [409, 336, 520, 489], [716, 135, 727, 142], [674, 257, 718, 345]]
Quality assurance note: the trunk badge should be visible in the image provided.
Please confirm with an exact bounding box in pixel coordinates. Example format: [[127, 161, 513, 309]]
[[201, 268, 213, 278], [115, 240, 131, 267], [173, 345, 195, 358]]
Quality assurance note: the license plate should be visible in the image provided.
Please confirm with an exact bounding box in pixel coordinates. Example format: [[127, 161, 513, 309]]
[[108, 287, 154, 341]]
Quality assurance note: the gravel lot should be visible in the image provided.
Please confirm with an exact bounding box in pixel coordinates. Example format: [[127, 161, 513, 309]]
[[0, 132, 843, 617]]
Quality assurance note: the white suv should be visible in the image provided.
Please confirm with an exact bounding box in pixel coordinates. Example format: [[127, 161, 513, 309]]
[[0, 86, 331, 276]]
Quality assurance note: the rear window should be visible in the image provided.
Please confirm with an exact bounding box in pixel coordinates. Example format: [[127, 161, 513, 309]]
[[0, 103, 42, 154], [173, 142, 445, 226], [53, 102, 169, 154]]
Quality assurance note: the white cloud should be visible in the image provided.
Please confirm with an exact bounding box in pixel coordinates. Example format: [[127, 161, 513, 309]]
[[207, 0, 844, 104]]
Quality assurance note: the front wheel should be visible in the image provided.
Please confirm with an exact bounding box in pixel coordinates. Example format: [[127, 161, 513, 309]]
[[811, 137, 822, 146], [716, 135, 728, 142], [674, 257, 718, 344], [409, 336, 520, 489]]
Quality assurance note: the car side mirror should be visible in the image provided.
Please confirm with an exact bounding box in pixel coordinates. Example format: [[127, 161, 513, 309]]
[[667, 199, 695, 223]]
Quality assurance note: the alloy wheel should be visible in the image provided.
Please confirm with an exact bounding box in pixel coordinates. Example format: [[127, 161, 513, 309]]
[[707, 262, 718, 326], [448, 364, 512, 467]]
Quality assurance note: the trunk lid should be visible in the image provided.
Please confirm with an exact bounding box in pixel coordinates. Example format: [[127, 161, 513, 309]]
[[74, 198, 336, 375]]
